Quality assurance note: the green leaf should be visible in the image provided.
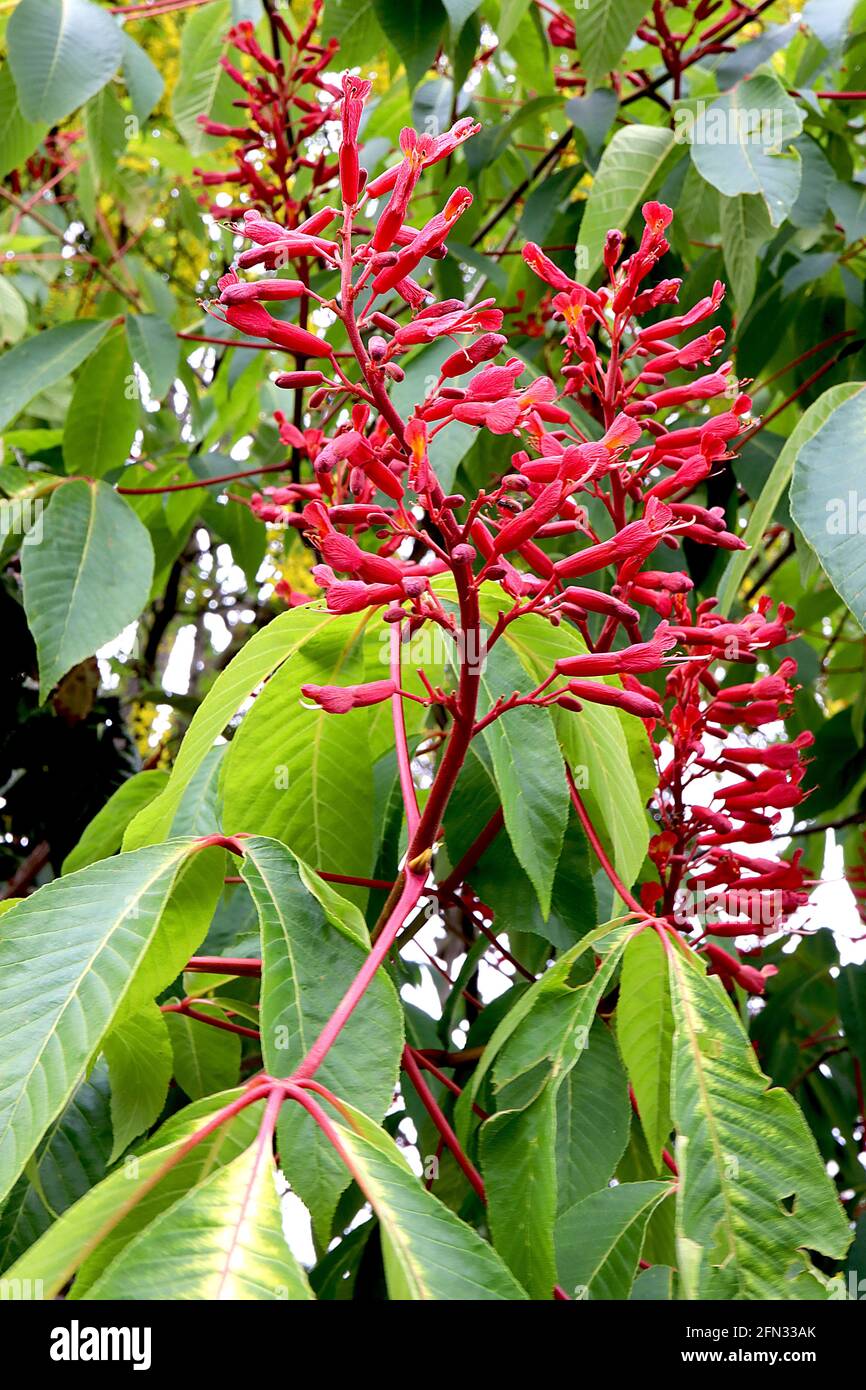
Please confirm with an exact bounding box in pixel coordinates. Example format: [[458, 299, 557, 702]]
[[668, 942, 851, 1298], [482, 1089, 558, 1297], [498, 606, 649, 904], [372, 0, 446, 90], [617, 928, 673, 1165], [21, 479, 154, 698], [0, 839, 218, 1206], [165, 1010, 241, 1101], [124, 604, 342, 849], [0, 319, 111, 432], [221, 611, 376, 894], [828, 181, 866, 245], [717, 383, 865, 616], [0, 64, 47, 180], [573, 0, 651, 89], [790, 385, 866, 629], [839, 965, 866, 1070], [442, 0, 483, 41], [103, 1004, 173, 1161], [556, 1018, 631, 1212], [125, 314, 179, 401], [86, 1130, 314, 1300], [498, 0, 530, 44], [172, 0, 233, 154], [62, 327, 139, 477], [322, 0, 381, 67], [578, 125, 676, 279], [555, 1181, 671, 1299], [0, 1068, 113, 1272], [333, 1105, 529, 1299], [478, 924, 632, 1295], [475, 639, 569, 919], [7, 0, 123, 126], [720, 192, 773, 315], [121, 31, 165, 125], [84, 85, 128, 190], [241, 837, 403, 1239], [0, 278, 29, 347], [688, 74, 804, 227], [4, 1089, 264, 1297], [62, 771, 169, 875]]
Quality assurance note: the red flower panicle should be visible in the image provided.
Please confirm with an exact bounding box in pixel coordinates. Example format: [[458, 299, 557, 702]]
[[212, 77, 812, 1000]]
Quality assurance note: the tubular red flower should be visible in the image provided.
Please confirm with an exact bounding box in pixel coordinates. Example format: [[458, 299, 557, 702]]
[[302, 680, 397, 713]]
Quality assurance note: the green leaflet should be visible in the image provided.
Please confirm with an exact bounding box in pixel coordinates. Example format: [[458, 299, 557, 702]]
[[717, 382, 865, 616], [333, 1104, 529, 1300], [171, 0, 233, 154], [5, 1090, 264, 1297], [475, 638, 569, 919], [578, 125, 677, 278], [164, 1010, 241, 1102], [240, 837, 403, 1242], [103, 1004, 173, 1162], [21, 479, 154, 699], [125, 314, 179, 400], [572, 0, 650, 89], [555, 1018, 631, 1213], [475, 923, 633, 1295], [790, 386, 866, 630], [221, 611, 376, 897], [62, 325, 139, 477], [0, 1067, 114, 1273], [668, 943, 851, 1298], [62, 770, 169, 874], [495, 600, 650, 904], [0, 319, 111, 433], [7, 0, 122, 126], [124, 603, 342, 849], [689, 74, 804, 226], [87, 1129, 313, 1300], [617, 927, 673, 1166], [720, 193, 773, 314], [555, 1181, 672, 1300], [0, 839, 221, 1206]]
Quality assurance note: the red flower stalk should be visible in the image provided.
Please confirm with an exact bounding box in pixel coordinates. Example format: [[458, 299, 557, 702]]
[[194, 6, 342, 224]]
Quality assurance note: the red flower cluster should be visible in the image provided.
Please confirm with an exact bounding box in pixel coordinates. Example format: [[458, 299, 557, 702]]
[[638, 598, 813, 987], [194, 3, 341, 225], [212, 79, 813, 999]]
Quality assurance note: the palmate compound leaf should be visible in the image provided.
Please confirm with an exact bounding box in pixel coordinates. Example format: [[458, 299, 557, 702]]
[[0, 839, 223, 1207], [468, 922, 634, 1297], [4, 1090, 266, 1298], [668, 940, 851, 1298], [86, 1114, 313, 1300], [332, 1103, 528, 1300], [240, 837, 403, 1244]]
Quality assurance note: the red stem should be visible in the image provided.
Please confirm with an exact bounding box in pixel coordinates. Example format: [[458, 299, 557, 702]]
[[567, 769, 644, 914], [402, 1046, 486, 1200]]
